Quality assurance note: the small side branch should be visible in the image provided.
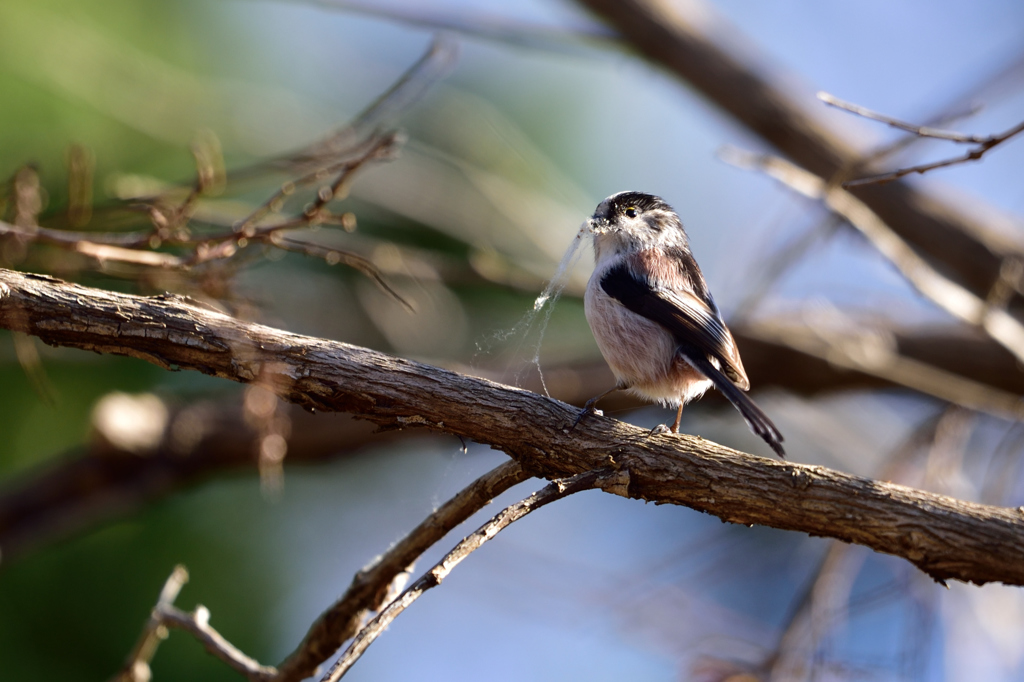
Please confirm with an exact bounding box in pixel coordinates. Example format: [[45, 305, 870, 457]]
[[818, 91, 1024, 187], [818, 92, 993, 143], [319, 468, 615, 681], [112, 566, 276, 682], [274, 460, 531, 682]]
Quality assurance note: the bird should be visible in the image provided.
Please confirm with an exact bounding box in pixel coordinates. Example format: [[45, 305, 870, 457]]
[[578, 191, 785, 458]]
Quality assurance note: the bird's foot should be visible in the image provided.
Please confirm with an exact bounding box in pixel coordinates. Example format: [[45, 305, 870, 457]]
[[646, 423, 673, 438], [570, 405, 604, 432]]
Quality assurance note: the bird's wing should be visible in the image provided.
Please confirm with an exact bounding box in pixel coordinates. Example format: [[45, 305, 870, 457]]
[[599, 263, 749, 388], [600, 263, 783, 457]]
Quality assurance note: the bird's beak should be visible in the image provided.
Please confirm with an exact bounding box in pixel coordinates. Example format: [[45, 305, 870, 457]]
[[587, 217, 610, 234]]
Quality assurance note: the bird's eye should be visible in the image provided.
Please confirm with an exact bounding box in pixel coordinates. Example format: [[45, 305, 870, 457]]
[[624, 206, 638, 218]]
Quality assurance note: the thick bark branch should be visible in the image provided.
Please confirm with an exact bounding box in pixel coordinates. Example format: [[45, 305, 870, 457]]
[[1, 268, 1023, 586], [4, 323, 1018, 566], [1, 322, 1018, 565]]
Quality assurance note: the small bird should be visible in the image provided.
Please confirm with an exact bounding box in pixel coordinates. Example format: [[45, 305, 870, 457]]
[[579, 191, 785, 458]]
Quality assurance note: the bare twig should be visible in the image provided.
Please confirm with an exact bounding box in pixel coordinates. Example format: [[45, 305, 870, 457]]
[[720, 145, 1024, 366], [158, 602, 274, 675], [817, 92, 996, 144], [269, 234, 413, 312], [113, 565, 191, 682], [319, 467, 616, 681], [843, 130, 1024, 187], [851, 101, 986, 172], [275, 460, 531, 682], [158, 604, 276, 681], [817, 91, 1024, 187], [2, 269, 1024, 587], [0, 39, 456, 315], [113, 565, 277, 682]]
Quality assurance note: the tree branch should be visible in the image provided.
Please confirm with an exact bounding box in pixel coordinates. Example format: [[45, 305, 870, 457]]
[[274, 460, 531, 682], [319, 467, 615, 681], [817, 91, 998, 144], [1, 268, 1023, 587], [111, 462, 530, 682], [2, 320, 1020, 565], [817, 91, 1024, 187], [5, 321, 1022, 565], [741, 321, 1024, 421], [112, 565, 277, 682]]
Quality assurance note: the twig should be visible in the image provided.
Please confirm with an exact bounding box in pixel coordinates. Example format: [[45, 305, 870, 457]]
[[850, 101, 986, 172], [817, 92, 994, 144], [158, 604, 276, 681], [229, 131, 400, 240], [319, 467, 615, 681], [112, 565, 190, 682], [269, 234, 413, 312], [2, 268, 1024, 588], [112, 565, 276, 682], [817, 92, 1024, 187], [0, 40, 452, 313], [274, 460, 531, 682], [720, 145, 1024, 366]]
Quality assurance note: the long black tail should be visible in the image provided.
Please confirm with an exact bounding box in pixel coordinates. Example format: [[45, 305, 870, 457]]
[[681, 352, 786, 458]]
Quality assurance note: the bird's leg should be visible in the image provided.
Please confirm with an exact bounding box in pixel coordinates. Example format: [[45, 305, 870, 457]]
[[571, 384, 623, 431], [670, 403, 684, 433], [647, 403, 683, 438]]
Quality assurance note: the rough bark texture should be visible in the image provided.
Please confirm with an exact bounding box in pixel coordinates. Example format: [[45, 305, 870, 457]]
[[4, 322, 1015, 565], [1, 269, 1022, 586]]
